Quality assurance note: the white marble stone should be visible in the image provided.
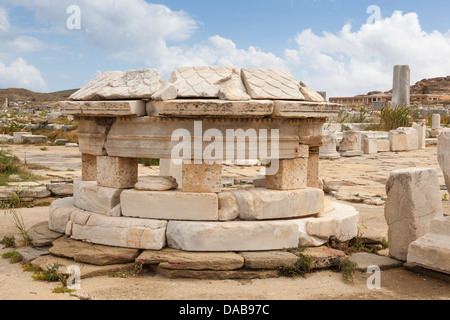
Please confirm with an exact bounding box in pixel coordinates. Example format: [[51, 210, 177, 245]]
[[299, 81, 325, 102], [241, 68, 304, 100], [70, 69, 165, 100], [120, 189, 219, 221], [384, 168, 443, 261], [437, 130, 450, 193], [389, 127, 419, 152], [166, 220, 299, 252]]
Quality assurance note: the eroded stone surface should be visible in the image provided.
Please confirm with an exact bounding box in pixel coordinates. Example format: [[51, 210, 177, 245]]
[[265, 158, 308, 190], [241, 68, 304, 100], [135, 176, 178, 192], [384, 168, 443, 261], [96, 156, 138, 189], [28, 221, 64, 247], [70, 69, 165, 100], [182, 162, 222, 193]]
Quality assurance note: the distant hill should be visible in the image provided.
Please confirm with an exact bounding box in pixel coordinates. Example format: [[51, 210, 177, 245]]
[[0, 88, 79, 105], [410, 76, 450, 95]]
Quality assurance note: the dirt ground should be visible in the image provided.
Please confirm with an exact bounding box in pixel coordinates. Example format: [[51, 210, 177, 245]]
[[0, 144, 449, 301]]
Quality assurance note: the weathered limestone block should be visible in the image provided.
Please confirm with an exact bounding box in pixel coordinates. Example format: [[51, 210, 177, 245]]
[[241, 68, 304, 100], [70, 210, 167, 250], [96, 156, 138, 189], [28, 221, 63, 247], [307, 147, 321, 188], [120, 189, 219, 221], [320, 131, 340, 159], [339, 131, 363, 157], [13, 132, 32, 144], [169, 66, 248, 99], [69, 69, 165, 100], [299, 81, 325, 102], [362, 135, 378, 155], [82, 154, 97, 181], [182, 162, 222, 193], [265, 158, 308, 190], [73, 177, 123, 215], [231, 188, 324, 220], [389, 127, 419, 152], [218, 192, 239, 221], [384, 168, 443, 261], [437, 130, 450, 192], [166, 220, 299, 252], [136, 248, 244, 271], [22, 135, 47, 144], [407, 217, 450, 275], [76, 117, 115, 156], [135, 176, 178, 191], [305, 202, 359, 242], [239, 251, 299, 269], [151, 83, 178, 101], [48, 197, 83, 234], [377, 139, 390, 153], [272, 101, 340, 119], [60, 100, 146, 117], [147, 99, 274, 118]]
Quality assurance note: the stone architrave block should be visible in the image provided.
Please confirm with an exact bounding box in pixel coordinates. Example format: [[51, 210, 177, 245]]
[[384, 168, 443, 261], [437, 130, 450, 192], [96, 156, 138, 189], [241, 68, 304, 100], [82, 154, 97, 181], [182, 162, 222, 193], [120, 189, 219, 221], [73, 177, 123, 215], [265, 158, 308, 190], [166, 220, 299, 252], [407, 217, 450, 274], [389, 127, 419, 152]]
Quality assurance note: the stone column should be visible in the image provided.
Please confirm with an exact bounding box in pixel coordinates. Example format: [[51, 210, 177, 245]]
[[392, 65, 410, 107], [307, 146, 320, 188]]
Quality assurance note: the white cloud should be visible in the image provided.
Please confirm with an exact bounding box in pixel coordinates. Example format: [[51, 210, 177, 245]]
[[0, 57, 48, 92], [285, 11, 450, 97]]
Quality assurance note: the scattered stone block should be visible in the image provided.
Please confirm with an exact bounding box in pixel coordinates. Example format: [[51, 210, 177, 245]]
[[69, 69, 165, 100], [82, 154, 97, 181], [437, 130, 450, 192], [389, 127, 419, 152], [16, 246, 50, 263], [135, 176, 178, 191], [413, 122, 427, 149], [73, 177, 123, 215], [166, 220, 299, 252], [50, 236, 140, 266], [28, 221, 64, 247], [182, 162, 222, 193], [136, 248, 244, 271], [22, 135, 47, 144], [265, 158, 308, 190], [13, 132, 32, 144], [96, 156, 138, 189], [46, 182, 74, 196], [384, 168, 443, 261], [0, 134, 13, 143], [120, 189, 219, 221], [407, 217, 450, 275], [241, 68, 304, 100], [232, 188, 324, 220], [239, 251, 298, 269], [377, 139, 390, 153], [362, 135, 378, 155]]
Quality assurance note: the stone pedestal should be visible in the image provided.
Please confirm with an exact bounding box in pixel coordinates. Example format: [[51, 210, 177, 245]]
[[319, 131, 340, 159], [339, 131, 363, 157], [384, 168, 443, 261], [97, 156, 138, 189]]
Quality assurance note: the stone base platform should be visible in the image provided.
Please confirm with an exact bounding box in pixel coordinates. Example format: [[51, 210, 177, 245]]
[[32, 235, 348, 280], [48, 196, 359, 251]]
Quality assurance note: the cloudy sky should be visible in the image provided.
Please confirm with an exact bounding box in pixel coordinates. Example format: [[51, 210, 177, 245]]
[[0, 0, 449, 98]]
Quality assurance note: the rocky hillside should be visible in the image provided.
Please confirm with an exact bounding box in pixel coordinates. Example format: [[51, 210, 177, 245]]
[[410, 76, 450, 95], [0, 88, 78, 104]]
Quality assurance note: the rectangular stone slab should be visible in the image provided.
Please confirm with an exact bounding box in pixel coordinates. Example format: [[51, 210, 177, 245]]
[[272, 101, 341, 119], [147, 99, 274, 118], [59, 100, 146, 117], [166, 220, 299, 251], [120, 189, 219, 221]]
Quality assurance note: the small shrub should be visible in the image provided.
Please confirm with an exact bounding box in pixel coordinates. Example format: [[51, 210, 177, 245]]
[[332, 258, 358, 283], [3, 208, 32, 246], [22, 263, 41, 273], [2, 250, 21, 264], [379, 104, 411, 131], [32, 263, 65, 282], [443, 193, 448, 202], [279, 254, 312, 278], [52, 286, 75, 294], [138, 158, 160, 167], [0, 236, 16, 248]]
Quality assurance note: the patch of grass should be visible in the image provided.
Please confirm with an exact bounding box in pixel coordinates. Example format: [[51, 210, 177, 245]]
[[3, 208, 32, 246], [40, 147, 48, 151], [279, 254, 312, 278], [381, 237, 389, 250], [2, 250, 21, 264], [22, 263, 41, 273], [332, 258, 358, 283], [443, 193, 448, 202], [0, 236, 16, 248], [0, 151, 45, 186], [52, 286, 75, 294], [379, 104, 411, 131], [32, 263, 65, 282]]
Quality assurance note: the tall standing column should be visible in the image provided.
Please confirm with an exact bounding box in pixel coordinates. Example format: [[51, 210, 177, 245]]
[[392, 65, 410, 107]]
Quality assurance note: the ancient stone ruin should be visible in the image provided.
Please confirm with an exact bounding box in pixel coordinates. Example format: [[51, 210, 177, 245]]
[[48, 67, 360, 274]]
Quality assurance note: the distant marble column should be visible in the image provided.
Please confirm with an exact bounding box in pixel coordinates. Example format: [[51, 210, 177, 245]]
[[392, 65, 410, 107], [430, 114, 444, 138]]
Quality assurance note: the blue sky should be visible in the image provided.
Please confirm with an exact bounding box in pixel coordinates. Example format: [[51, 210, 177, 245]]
[[0, 0, 449, 98]]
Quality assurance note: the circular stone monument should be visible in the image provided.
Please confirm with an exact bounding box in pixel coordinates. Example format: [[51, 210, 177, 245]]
[[51, 67, 359, 253]]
